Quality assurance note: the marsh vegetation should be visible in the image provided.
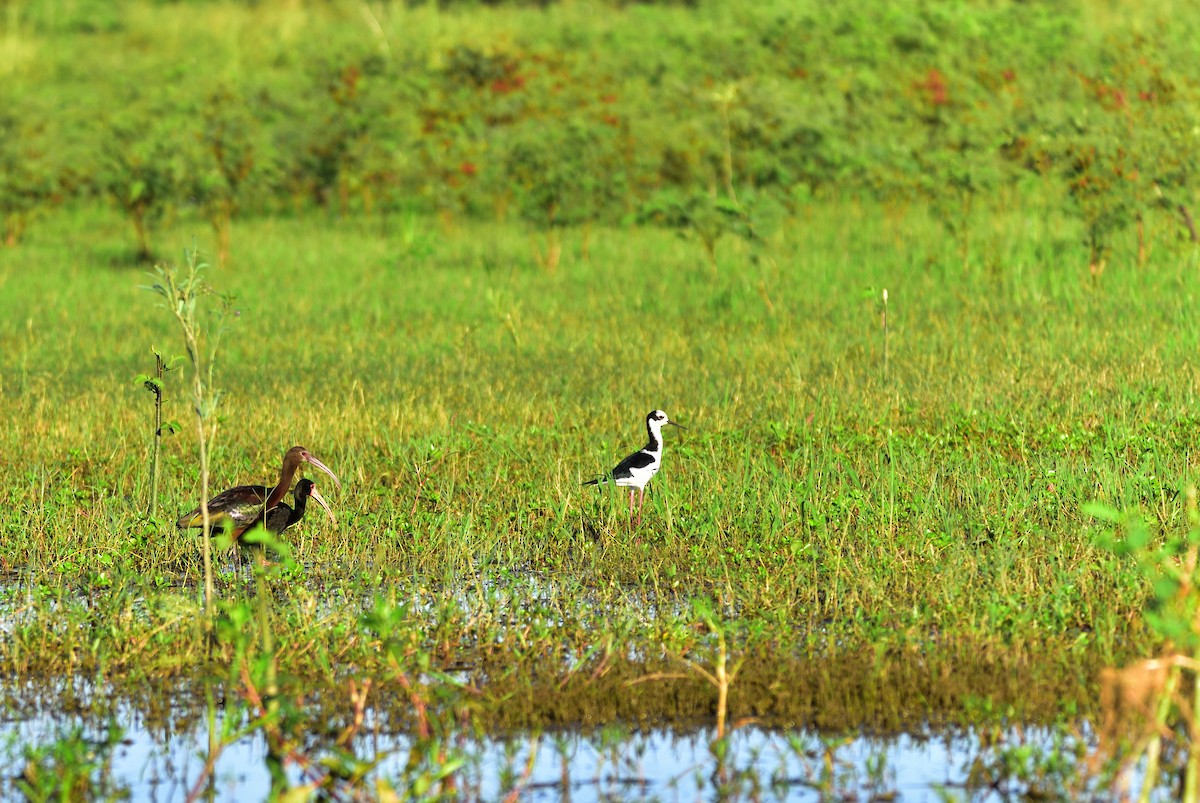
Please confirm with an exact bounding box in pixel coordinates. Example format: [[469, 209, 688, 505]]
[[5, 0, 1200, 799]]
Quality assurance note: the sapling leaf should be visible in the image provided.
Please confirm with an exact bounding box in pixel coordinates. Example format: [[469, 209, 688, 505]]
[[275, 786, 319, 803], [714, 197, 741, 215], [1082, 502, 1120, 522], [1124, 523, 1151, 552], [1146, 609, 1191, 644], [243, 524, 284, 553], [435, 758, 468, 779], [690, 596, 716, 625]]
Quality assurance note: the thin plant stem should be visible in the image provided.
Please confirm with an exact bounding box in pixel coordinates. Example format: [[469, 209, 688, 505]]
[[253, 555, 279, 713], [882, 288, 889, 381], [142, 247, 232, 635], [146, 350, 164, 517], [1187, 493, 1200, 803], [718, 98, 737, 208], [714, 629, 728, 739], [1140, 667, 1181, 803], [179, 301, 216, 630], [1187, 653, 1200, 803]]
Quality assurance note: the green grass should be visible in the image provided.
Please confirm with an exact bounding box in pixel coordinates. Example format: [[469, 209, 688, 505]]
[[0, 194, 1193, 731], [6, 2, 1200, 797]]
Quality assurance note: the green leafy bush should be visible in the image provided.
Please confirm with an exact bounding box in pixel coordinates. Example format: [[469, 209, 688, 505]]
[[2, 0, 1200, 271]]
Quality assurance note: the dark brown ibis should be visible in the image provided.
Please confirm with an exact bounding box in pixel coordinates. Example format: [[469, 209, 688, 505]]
[[239, 479, 337, 560], [262, 478, 336, 537], [175, 445, 341, 540]]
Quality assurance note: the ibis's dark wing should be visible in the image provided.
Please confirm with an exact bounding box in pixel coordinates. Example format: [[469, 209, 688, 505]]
[[176, 484, 270, 532], [264, 501, 299, 536], [263, 480, 322, 536], [609, 449, 654, 482]]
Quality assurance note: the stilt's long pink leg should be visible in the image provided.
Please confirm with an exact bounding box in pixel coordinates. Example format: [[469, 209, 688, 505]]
[[628, 489, 636, 526]]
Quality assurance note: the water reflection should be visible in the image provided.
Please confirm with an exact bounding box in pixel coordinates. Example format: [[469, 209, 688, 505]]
[[1, 698, 1109, 802]]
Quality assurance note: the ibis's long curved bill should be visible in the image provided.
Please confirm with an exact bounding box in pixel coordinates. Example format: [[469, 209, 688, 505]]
[[308, 483, 337, 528], [303, 453, 342, 491]]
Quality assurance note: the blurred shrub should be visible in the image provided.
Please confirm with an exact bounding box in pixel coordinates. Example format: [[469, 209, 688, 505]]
[[4, 0, 1200, 270], [0, 103, 57, 246]]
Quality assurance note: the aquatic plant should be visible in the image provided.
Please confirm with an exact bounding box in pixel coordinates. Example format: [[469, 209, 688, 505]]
[[1092, 488, 1200, 801]]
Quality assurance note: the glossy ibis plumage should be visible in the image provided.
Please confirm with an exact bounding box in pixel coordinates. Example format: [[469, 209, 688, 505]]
[[176, 445, 341, 540], [262, 478, 335, 537]]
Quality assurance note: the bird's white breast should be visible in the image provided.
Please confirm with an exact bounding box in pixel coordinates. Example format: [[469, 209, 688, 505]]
[[616, 457, 660, 489]]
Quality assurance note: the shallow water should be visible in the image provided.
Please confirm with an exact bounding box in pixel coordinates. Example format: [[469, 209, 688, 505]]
[[1, 697, 1107, 802], [0, 576, 1131, 800]]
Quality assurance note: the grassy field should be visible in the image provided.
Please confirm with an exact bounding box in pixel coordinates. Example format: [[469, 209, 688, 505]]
[[6, 0, 1200, 796], [2, 195, 1195, 714]]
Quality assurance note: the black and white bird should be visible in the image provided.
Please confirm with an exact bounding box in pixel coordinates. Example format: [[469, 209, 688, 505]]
[[584, 409, 684, 525]]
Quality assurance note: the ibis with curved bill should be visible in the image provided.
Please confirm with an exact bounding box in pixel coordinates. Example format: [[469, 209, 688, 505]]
[[263, 478, 335, 536], [176, 445, 341, 540]]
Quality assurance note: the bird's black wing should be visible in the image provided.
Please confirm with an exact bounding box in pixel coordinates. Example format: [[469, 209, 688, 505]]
[[264, 502, 298, 535], [609, 449, 654, 481]]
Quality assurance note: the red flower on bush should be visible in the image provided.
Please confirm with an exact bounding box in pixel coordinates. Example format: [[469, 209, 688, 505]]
[[918, 69, 949, 106], [490, 74, 526, 94], [335, 65, 361, 103], [460, 161, 477, 177]]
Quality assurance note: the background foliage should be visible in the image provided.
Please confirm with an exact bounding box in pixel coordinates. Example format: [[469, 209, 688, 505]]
[[1, 0, 1198, 265], [5, 0, 1200, 759]]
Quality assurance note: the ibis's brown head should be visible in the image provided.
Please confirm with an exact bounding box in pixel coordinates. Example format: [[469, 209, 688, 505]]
[[283, 446, 342, 490]]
